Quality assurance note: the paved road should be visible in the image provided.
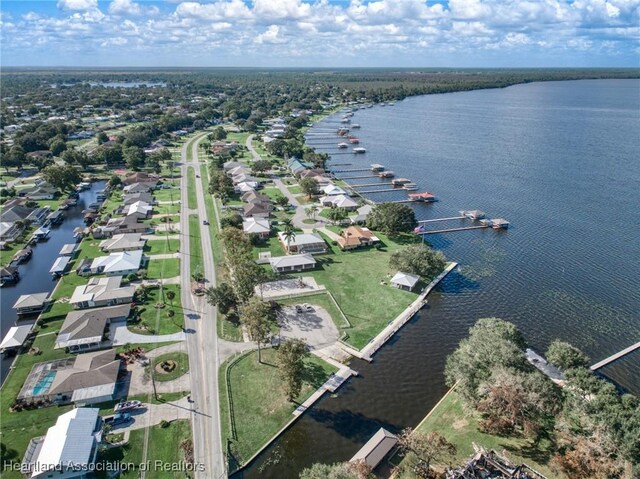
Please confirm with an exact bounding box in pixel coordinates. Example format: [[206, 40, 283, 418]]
[[179, 134, 226, 479], [245, 134, 261, 161]]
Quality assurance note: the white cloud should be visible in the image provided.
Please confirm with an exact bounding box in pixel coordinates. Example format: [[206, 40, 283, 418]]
[[109, 0, 159, 16], [255, 24, 286, 44], [57, 0, 98, 11]]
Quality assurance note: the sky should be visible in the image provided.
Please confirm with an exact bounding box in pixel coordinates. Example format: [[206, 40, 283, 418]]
[[0, 0, 639, 67]]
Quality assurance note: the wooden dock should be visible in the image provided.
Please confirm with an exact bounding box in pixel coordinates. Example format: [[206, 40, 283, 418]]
[[590, 341, 640, 371], [418, 225, 489, 235], [351, 182, 392, 187], [341, 175, 376, 180], [357, 188, 400, 194], [332, 168, 371, 173], [418, 216, 465, 223]]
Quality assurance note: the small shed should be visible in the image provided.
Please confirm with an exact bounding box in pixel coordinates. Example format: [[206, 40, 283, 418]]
[[390, 272, 420, 292], [0, 325, 33, 352], [350, 427, 398, 469]]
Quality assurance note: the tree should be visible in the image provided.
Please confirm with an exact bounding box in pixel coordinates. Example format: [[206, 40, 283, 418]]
[[165, 290, 176, 306], [96, 132, 109, 144], [366, 202, 416, 234], [389, 244, 446, 280], [251, 159, 271, 174], [397, 429, 456, 477], [3, 146, 25, 172], [211, 126, 227, 140], [94, 143, 123, 165], [204, 283, 238, 315], [239, 297, 273, 363], [274, 194, 289, 208], [326, 207, 348, 225], [219, 227, 253, 263], [62, 148, 91, 169], [123, 146, 146, 171], [445, 318, 529, 404], [300, 461, 373, 479], [49, 138, 67, 156], [41, 164, 81, 192], [276, 339, 308, 402], [299, 177, 319, 198], [546, 340, 590, 370], [281, 219, 296, 252], [476, 367, 560, 439]]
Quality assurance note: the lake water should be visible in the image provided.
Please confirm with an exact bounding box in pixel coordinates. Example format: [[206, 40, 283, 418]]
[[238, 79, 640, 478], [0, 182, 106, 382]]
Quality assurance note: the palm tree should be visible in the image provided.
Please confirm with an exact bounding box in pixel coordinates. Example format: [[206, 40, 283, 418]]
[[304, 207, 314, 222], [281, 221, 296, 254]]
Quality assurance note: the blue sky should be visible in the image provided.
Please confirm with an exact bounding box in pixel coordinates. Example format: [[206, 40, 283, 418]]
[[1, 0, 639, 67]]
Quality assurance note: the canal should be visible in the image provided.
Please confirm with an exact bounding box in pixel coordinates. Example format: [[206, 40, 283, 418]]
[[0, 181, 106, 382]]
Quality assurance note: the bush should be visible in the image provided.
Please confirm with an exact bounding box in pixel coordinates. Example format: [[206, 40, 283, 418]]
[[159, 420, 170, 428]]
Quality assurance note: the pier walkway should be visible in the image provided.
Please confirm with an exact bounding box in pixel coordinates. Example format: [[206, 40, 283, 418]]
[[419, 225, 488, 235], [418, 216, 465, 223], [590, 341, 640, 371]]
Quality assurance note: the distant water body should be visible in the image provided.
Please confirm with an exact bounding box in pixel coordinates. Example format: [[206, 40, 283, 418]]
[[239, 79, 640, 478]]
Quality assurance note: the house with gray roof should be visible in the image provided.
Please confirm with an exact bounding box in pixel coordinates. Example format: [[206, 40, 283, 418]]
[[278, 232, 327, 254], [56, 304, 131, 352], [350, 428, 398, 469], [70, 276, 135, 310], [269, 254, 317, 273], [99, 233, 146, 252], [12, 293, 51, 315]]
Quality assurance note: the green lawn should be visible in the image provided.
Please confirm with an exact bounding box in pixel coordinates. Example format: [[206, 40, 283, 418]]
[[145, 238, 179, 255], [97, 420, 192, 479], [77, 238, 103, 259], [187, 167, 197, 209], [133, 284, 184, 335], [153, 188, 180, 203], [152, 352, 190, 382], [252, 232, 284, 259], [188, 214, 204, 277], [261, 187, 284, 201], [154, 203, 180, 215], [287, 232, 423, 349], [287, 185, 302, 195], [145, 257, 180, 279], [394, 390, 564, 479], [220, 349, 338, 471]]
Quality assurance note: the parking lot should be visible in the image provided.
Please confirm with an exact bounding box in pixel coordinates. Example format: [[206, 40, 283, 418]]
[[277, 304, 340, 350]]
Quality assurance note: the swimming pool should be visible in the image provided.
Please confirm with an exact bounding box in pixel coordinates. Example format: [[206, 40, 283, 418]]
[[32, 371, 56, 396]]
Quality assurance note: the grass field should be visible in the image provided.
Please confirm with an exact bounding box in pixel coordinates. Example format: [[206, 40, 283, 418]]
[[134, 284, 184, 335], [187, 167, 197, 209], [97, 420, 192, 479], [188, 214, 204, 276], [153, 188, 180, 203], [152, 352, 189, 382], [394, 390, 564, 479], [219, 349, 338, 471], [146, 257, 180, 279], [145, 238, 179, 255], [285, 232, 421, 349]]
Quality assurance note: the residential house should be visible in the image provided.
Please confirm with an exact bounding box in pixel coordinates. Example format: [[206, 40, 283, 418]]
[[269, 254, 317, 273], [0, 205, 34, 223], [322, 184, 348, 196], [25, 150, 53, 160], [21, 408, 103, 479], [243, 202, 272, 219], [299, 169, 327, 180], [287, 158, 309, 176], [126, 201, 153, 218], [26, 206, 51, 225], [99, 233, 146, 252], [337, 226, 380, 250], [223, 161, 243, 172], [22, 185, 58, 200], [0, 324, 33, 353], [319, 194, 359, 211], [232, 173, 259, 185], [18, 349, 120, 405], [278, 232, 327, 254], [227, 166, 251, 177], [241, 190, 269, 203], [59, 243, 79, 257], [123, 182, 156, 194], [235, 181, 259, 194], [55, 304, 131, 351], [12, 293, 51, 315], [70, 276, 136, 309], [243, 218, 271, 238], [89, 250, 144, 276], [105, 214, 150, 235], [122, 191, 156, 206], [0, 221, 24, 242], [123, 172, 159, 185], [349, 204, 373, 224], [390, 272, 420, 292]]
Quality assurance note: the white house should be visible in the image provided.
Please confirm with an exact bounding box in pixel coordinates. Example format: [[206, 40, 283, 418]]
[[243, 218, 271, 238], [21, 408, 102, 479], [126, 201, 153, 218], [70, 276, 136, 310], [90, 250, 144, 276], [99, 233, 146, 252], [323, 184, 348, 196]]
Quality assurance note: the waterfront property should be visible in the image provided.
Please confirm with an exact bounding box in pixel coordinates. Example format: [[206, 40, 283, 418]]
[[18, 349, 120, 406], [12, 293, 51, 316], [21, 408, 102, 479], [69, 276, 136, 309], [0, 324, 33, 353], [336, 226, 379, 250], [99, 233, 147, 252], [55, 303, 131, 351], [88, 249, 144, 276], [390, 272, 420, 291], [49, 256, 72, 277]]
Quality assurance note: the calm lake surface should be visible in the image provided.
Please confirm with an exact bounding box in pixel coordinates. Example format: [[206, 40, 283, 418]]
[[239, 79, 640, 478], [0, 182, 106, 381]]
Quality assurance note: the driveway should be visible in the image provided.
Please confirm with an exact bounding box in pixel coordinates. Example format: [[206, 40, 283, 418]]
[[111, 323, 186, 346], [277, 305, 340, 350], [108, 396, 192, 433]]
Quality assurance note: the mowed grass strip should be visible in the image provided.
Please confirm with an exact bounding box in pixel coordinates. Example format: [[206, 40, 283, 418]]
[[152, 352, 189, 382], [188, 214, 203, 275], [146, 257, 180, 279], [220, 349, 338, 470], [187, 167, 197, 209], [145, 238, 179, 255], [394, 390, 563, 479]]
